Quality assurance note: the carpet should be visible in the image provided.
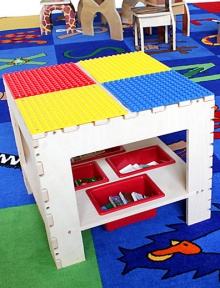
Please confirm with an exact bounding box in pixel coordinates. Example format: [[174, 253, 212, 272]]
[[1, 3, 220, 288], [194, 2, 220, 13]]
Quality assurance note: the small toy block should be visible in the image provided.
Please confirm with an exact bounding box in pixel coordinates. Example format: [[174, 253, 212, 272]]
[[79, 51, 170, 83], [103, 70, 213, 112], [15, 85, 128, 135], [3, 63, 96, 99]]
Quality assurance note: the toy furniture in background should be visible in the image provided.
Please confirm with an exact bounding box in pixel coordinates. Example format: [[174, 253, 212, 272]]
[[40, 0, 76, 34], [122, 0, 158, 24], [3, 52, 214, 269], [79, 0, 123, 40], [144, 0, 190, 36], [131, 0, 176, 51], [217, 20, 220, 44], [122, 0, 190, 36], [171, 0, 190, 36], [77, 0, 107, 26]]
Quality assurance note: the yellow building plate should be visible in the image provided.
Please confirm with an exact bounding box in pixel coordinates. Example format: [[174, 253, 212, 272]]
[[16, 84, 128, 135], [78, 51, 170, 83]]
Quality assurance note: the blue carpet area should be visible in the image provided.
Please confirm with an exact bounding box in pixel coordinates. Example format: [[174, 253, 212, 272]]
[[1, 3, 220, 287]]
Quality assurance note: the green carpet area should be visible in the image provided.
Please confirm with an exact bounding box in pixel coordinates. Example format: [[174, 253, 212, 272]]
[[0, 204, 102, 288]]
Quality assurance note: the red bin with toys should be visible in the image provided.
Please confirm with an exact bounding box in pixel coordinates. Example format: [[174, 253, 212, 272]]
[[86, 174, 165, 230]]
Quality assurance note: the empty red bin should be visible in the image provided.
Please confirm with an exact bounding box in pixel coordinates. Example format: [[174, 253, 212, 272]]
[[86, 174, 165, 215], [72, 161, 109, 191], [106, 145, 175, 177]]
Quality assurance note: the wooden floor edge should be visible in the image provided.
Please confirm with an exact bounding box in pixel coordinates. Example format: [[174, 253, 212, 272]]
[[0, 15, 39, 31]]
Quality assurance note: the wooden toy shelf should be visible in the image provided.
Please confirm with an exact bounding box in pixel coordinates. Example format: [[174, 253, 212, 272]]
[[75, 137, 187, 230], [3, 52, 214, 269]]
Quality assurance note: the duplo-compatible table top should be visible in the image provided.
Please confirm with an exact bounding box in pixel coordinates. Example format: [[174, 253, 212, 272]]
[[3, 52, 212, 135]]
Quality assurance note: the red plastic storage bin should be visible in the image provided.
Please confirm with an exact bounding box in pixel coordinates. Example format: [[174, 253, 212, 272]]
[[105, 209, 157, 231], [72, 161, 109, 191], [86, 174, 165, 215], [106, 145, 175, 177]]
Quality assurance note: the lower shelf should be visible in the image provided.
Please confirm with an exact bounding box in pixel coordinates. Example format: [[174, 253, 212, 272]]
[[75, 137, 188, 231]]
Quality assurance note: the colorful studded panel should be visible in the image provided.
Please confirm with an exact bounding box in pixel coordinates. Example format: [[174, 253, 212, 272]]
[[3, 52, 213, 135], [103, 70, 213, 112], [78, 52, 171, 83], [3, 62, 96, 98], [15, 85, 128, 135]]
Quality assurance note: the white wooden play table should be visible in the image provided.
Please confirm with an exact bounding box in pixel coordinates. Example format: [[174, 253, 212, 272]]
[[3, 52, 214, 269]]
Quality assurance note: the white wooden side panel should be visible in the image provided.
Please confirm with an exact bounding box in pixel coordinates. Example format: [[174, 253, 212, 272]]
[[186, 98, 214, 224], [5, 84, 47, 217], [5, 84, 85, 269], [35, 101, 211, 158]]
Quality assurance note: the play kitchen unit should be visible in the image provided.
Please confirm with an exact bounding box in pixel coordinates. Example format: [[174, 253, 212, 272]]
[[3, 52, 214, 269]]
